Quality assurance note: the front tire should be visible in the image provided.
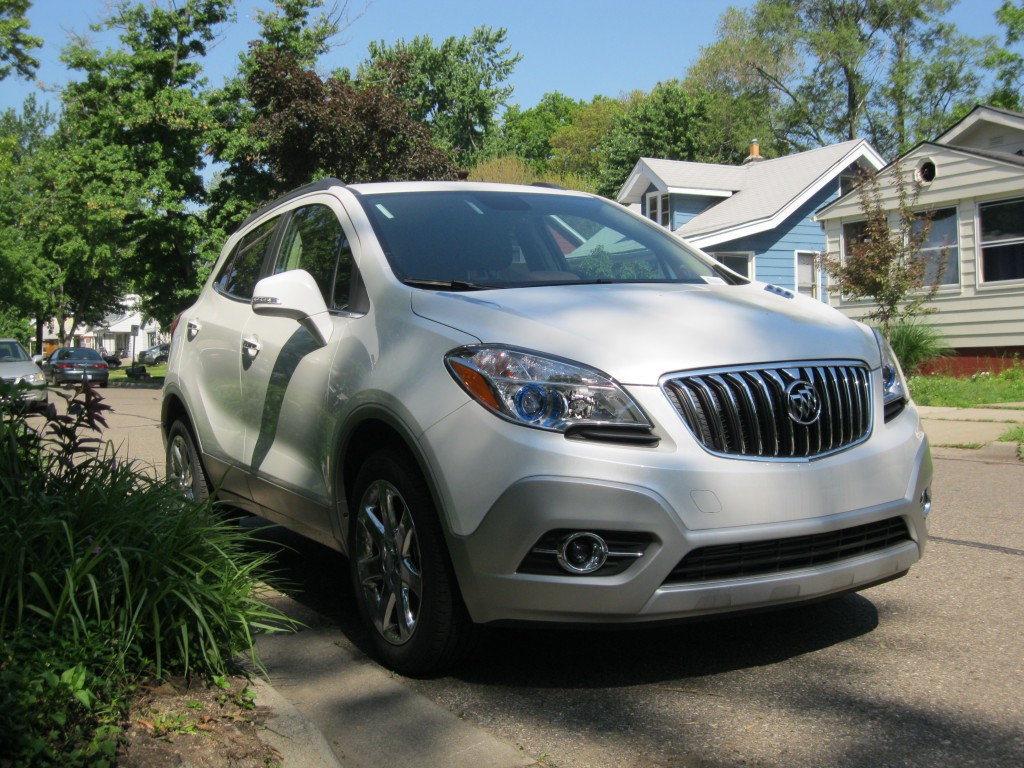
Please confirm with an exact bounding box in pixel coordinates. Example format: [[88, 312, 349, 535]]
[[349, 450, 474, 676], [166, 419, 210, 504]]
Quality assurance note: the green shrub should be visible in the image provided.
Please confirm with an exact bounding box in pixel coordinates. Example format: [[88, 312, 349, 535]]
[[0, 385, 295, 765], [887, 319, 950, 375], [909, 359, 1024, 406]]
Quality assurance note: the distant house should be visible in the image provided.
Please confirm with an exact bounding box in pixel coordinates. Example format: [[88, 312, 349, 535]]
[[816, 105, 1024, 373], [38, 296, 162, 358], [617, 140, 885, 299]]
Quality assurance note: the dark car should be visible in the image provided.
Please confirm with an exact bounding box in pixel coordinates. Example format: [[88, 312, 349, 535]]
[[138, 343, 170, 365], [43, 347, 109, 388]]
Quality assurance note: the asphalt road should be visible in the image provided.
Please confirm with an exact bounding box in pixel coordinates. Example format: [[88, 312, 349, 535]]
[[90, 386, 1024, 767]]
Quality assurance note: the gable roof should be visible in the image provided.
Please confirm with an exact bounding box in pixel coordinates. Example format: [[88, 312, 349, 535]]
[[815, 140, 1024, 221], [617, 140, 885, 249], [934, 104, 1024, 146]]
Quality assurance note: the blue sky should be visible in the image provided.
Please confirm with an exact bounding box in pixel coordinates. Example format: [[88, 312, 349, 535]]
[[1, 0, 1011, 114]]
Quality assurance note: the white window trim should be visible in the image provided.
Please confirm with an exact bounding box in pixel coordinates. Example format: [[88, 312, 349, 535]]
[[707, 251, 754, 280], [794, 250, 821, 300], [976, 196, 1024, 288], [645, 191, 670, 228]]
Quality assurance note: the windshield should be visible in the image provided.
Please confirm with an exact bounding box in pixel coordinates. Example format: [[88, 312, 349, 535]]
[[0, 341, 30, 362], [359, 190, 740, 289]]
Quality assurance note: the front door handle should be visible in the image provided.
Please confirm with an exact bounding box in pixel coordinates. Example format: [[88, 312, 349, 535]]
[[242, 337, 261, 357], [186, 319, 201, 340]]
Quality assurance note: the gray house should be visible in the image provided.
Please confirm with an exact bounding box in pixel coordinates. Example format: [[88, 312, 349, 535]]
[[617, 140, 884, 299], [816, 105, 1024, 372]]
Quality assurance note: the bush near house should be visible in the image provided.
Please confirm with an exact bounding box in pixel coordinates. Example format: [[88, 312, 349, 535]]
[[909, 359, 1024, 407], [0, 385, 294, 766]]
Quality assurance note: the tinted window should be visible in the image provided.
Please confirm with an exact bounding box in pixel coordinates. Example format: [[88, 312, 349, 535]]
[[359, 191, 727, 287], [274, 204, 354, 309], [54, 348, 102, 361], [215, 217, 279, 299], [980, 198, 1024, 283]]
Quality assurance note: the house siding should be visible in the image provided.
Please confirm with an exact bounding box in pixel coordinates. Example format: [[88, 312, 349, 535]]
[[701, 185, 838, 295], [818, 147, 1024, 351]]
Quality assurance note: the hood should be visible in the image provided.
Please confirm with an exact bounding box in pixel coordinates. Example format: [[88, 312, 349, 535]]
[[0, 359, 44, 381], [411, 282, 879, 384]]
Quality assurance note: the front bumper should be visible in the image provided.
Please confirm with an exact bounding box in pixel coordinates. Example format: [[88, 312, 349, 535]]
[[428, 392, 932, 626]]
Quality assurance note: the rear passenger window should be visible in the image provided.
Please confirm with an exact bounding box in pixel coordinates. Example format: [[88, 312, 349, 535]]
[[274, 204, 356, 311], [215, 217, 278, 299]]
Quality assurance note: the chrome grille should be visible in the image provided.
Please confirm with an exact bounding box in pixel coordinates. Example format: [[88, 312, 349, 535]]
[[664, 517, 911, 584], [662, 361, 872, 460]]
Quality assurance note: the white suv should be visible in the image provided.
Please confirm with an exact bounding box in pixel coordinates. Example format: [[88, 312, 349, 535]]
[[162, 179, 932, 675]]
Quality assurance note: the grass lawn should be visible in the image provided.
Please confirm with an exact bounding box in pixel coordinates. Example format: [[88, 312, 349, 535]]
[[108, 362, 166, 384], [909, 362, 1024, 408]]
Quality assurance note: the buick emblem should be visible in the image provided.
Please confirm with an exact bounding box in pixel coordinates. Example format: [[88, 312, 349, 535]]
[[785, 380, 821, 425]]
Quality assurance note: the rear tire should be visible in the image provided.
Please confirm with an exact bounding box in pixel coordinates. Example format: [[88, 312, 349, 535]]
[[166, 419, 210, 504], [349, 450, 474, 676]]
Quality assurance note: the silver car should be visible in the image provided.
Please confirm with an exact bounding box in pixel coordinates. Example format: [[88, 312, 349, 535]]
[[162, 180, 932, 675], [0, 338, 48, 411]]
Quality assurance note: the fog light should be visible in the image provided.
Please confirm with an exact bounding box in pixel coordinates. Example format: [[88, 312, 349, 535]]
[[557, 532, 608, 574], [920, 488, 932, 516]]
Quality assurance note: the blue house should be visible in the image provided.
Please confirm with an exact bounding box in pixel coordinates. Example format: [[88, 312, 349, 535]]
[[616, 140, 885, 300]]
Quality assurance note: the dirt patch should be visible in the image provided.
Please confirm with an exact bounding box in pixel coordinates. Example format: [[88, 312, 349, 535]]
[[117, 676, 281, 767]]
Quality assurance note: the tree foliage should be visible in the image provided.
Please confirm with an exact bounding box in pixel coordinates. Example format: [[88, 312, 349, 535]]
[[690, 0, 986, 157], [985, 0, 1024, 109], [356, 26, 521, 166], [595, 82, 717, 198], [488, 91, 584, 170], [821, 162, 942, 337], [0, 0, 41, 81], [47, 0, 233, 326], [247, 48, 454, 187]]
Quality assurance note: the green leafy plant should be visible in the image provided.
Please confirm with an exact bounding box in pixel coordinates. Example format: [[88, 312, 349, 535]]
[[887, 319, 951, 375], [909, 359, 1024, 407], [0, 384, 297, 765]]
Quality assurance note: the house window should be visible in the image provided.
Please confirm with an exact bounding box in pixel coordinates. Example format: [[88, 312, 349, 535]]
[[979, 198, 1024, 283], [646, 193, 670, 228], [911, 207, 959, 286], [708, 251, 753, 278], [795, 251, 819, 298]]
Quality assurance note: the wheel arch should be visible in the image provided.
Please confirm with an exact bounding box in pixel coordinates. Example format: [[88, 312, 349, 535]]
[[334, 406, 449, 555]]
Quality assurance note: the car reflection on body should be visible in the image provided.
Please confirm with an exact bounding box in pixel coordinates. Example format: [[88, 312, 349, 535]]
[[43, 347, 110, 388]]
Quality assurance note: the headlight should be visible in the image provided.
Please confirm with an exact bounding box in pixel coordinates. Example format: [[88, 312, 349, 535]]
[[22, 372, 45, 386], [445, 346, 651, 433], [872, 328, 908, 420]]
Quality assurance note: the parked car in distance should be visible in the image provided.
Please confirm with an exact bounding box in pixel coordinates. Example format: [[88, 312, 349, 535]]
[[138, 343, 170, 365], [42, 347, 109, 388], [100, 348, 122, 367], [0, 338, 48, 410], [162, 178, 933, 676]]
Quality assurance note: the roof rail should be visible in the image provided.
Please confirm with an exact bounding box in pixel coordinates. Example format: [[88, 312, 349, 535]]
[[238, 177, 346, 229]]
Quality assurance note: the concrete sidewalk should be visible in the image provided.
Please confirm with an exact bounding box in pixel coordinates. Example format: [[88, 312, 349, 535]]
[[918, 403, 1024, 461]]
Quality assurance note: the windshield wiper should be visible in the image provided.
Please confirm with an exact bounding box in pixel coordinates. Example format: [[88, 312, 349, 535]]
[[402, 278, 503, 291]]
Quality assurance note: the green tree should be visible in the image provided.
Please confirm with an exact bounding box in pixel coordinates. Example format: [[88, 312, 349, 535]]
[[0, 0, 42, 81], [692, 0, 986, 157], [821, 162, 942, 337], [595, 82, 716, 198], [206, 0, 347, 242], [489, 91, 583, 170], [985, 0, 1024, 109], [355, 26, 522, 165], [548, 96, 630, 182], [0, 95, 54, 344], [247, 48, 454, 186], [54, 0, 233, 325]]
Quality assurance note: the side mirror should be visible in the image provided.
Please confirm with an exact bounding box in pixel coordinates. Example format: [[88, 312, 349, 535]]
[[32, 354, 44, 366], [252, 269, 333, 347]]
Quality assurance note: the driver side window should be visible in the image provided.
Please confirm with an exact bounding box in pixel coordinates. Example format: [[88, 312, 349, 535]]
[[275, 204, 356, 311]]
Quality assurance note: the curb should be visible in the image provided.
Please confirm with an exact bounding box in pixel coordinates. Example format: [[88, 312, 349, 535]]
[[250, 676, 344, 768]]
